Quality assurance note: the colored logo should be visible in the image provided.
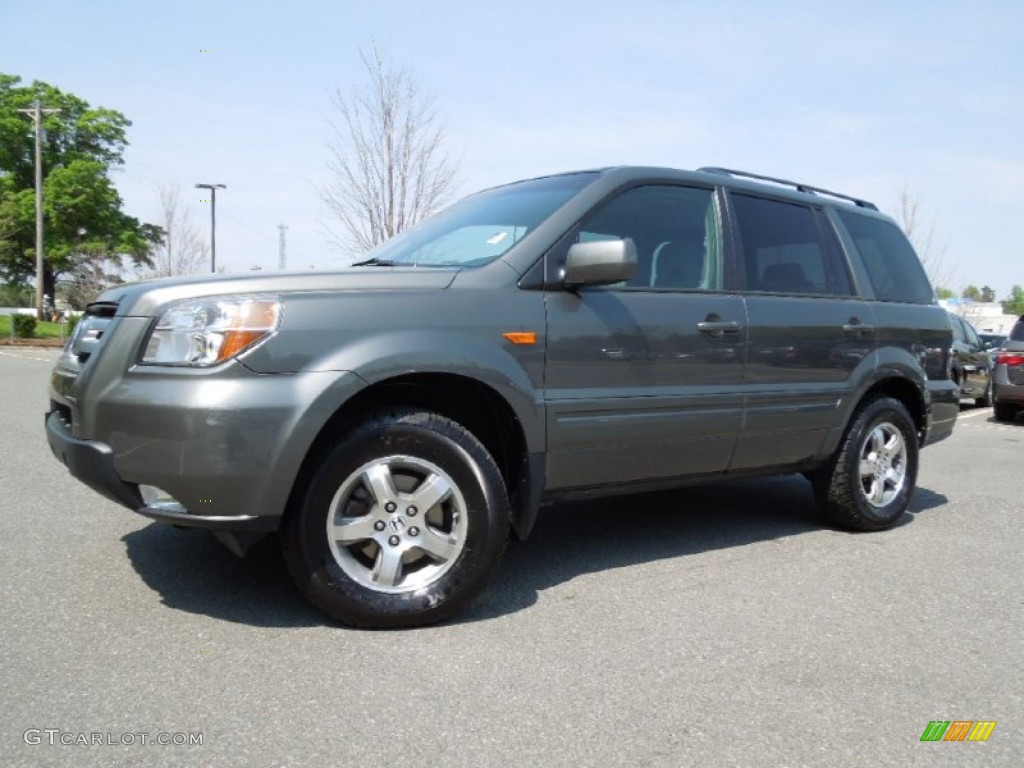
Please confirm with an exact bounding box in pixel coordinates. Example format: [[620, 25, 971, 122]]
[[920, 721, 996, 742]]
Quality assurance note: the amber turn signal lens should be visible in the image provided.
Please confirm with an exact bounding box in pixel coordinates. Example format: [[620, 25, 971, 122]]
[[502, 331, 537, 345]]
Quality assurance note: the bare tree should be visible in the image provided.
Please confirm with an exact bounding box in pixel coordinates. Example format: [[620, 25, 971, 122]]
[[139, 186, 209, 278], [64, 254, 125, 310], [894, 187, 955, 293], [321, 45, 459, 257]]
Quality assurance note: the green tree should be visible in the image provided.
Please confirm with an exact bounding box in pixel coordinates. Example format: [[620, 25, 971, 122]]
[[935, 287, 955, 300], [1003, 285, 1024, 316], [0, 74, 159, 307], [0, 280, 32, 306], [962, 284, 981, 301], [980, 285, 996, 303]]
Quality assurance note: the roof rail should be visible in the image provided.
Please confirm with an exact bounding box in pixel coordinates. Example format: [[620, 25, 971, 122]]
[[697, 167, 878, 210]]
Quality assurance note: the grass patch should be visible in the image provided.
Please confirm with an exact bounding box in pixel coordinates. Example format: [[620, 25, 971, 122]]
[[0, 314, 70, 340]]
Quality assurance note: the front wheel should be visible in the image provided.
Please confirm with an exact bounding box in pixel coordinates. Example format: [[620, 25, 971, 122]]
[[813, 397, 919, 531], [283, 409, 509, 628], [976, 378, 992, 408]]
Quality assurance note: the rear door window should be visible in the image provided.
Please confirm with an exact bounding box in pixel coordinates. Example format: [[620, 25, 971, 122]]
[[964, 319, 982, 348], [730, 194, 851, 296]]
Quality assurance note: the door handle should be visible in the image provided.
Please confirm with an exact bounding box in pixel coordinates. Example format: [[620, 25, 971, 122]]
[[697, 320, 742, 337]]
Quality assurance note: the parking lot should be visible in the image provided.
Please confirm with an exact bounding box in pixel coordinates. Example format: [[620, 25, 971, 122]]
[[1, 347, 1021, 767]]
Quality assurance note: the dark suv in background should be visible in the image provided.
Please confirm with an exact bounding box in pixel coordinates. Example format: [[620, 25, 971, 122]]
[[46, 166, 958, 627], [949, 312, 993, 406], [992, 315, 1024, 422]]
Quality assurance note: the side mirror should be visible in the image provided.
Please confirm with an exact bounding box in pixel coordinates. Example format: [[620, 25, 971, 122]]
[[563, 238, 638, 287]]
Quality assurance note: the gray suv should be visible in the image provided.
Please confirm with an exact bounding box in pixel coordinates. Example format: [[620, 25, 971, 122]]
[[46, 166, 959, 627]]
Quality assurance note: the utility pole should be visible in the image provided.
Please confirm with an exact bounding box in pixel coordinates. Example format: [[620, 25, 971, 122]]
[[195, 183, 226, 273], [277, 223, 288, 270], [17, 100, 61, 319]]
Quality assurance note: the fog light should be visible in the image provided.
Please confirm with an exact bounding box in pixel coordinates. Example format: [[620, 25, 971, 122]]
[[138, 485, 186, 514]]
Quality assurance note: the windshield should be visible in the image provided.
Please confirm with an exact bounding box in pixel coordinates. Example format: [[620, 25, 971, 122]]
[[356, 172, 598, 267]]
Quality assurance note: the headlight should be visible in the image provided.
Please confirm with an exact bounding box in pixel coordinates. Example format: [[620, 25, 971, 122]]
[[141, 296, 281, 366]]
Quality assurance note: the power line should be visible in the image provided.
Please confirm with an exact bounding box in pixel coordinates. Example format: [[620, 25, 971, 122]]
[[115, 154, 291, 269], [218, 210, 278, 244]]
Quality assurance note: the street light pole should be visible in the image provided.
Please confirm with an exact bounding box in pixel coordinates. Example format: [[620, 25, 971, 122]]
[[18, 100, 60, 319], [195, 183, 226, 273]]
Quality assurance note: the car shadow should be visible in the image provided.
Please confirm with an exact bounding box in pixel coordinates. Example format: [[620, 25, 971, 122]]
[[988, 414, 1024, 425], [462, 476, 947, 622], [122, 526, 324, 628], [122, 475, 948, 629]]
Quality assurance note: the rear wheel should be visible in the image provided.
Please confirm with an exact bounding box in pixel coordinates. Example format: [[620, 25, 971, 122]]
[[283, 409, 509, 628], [813, 397, 918, 531]]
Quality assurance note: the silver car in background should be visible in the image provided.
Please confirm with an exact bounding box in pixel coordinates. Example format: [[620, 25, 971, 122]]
[[992, 316, 1024, 422]]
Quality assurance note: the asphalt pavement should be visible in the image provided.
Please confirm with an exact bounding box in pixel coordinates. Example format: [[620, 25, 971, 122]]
[[1, 347, 1021, 767]]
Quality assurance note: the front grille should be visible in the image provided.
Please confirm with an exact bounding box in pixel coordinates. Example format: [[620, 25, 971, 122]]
[[70, 302, 119, 364], [50, 400, 73, 429]]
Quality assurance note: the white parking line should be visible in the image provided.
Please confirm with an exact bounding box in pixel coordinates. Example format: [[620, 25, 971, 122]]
[[958, 407, 993, 419], [0, 348, 59, 363]]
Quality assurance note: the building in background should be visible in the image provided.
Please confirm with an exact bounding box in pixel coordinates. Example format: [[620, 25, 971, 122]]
[[940, 299, 1017, 334]]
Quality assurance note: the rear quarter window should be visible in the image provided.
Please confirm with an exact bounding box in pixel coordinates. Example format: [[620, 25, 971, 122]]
[[837, 210, 935, 304], [1011, 318, 1024, 342]]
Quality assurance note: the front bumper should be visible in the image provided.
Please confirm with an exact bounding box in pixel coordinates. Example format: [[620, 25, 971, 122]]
[[45, 409, 144, 510], [45, 410, 278, 531]]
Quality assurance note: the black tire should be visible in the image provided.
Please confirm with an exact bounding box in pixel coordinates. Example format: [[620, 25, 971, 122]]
[[975, 378, 992, 408], [993, 402, 1018, 422], [282, 408, 509, 628], [813, 397, 919, 532]]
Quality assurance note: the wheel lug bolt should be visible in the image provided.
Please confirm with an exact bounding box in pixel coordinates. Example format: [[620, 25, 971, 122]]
[[388, 535, 400, 546], [408, 526, 420, 537], [384, 502, 397, 513], [374, 521, 386, 532], [407, 506, 418, 516]]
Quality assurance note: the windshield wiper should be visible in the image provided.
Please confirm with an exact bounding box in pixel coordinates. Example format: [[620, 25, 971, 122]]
[[351, 257, 399, 267]]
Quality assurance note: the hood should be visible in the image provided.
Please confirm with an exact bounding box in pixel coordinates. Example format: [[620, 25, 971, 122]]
[[96, 267, 460, 317]]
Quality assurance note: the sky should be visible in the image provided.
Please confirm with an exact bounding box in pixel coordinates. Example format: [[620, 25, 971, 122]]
[[4, 0, 1023, 297]]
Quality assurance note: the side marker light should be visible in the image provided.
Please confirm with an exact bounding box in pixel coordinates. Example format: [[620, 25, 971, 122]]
[[502, 331, 537, 345]]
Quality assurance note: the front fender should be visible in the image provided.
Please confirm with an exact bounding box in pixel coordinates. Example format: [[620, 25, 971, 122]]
[[241, 287, 548, 452], [313, 329, 546, 453]]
